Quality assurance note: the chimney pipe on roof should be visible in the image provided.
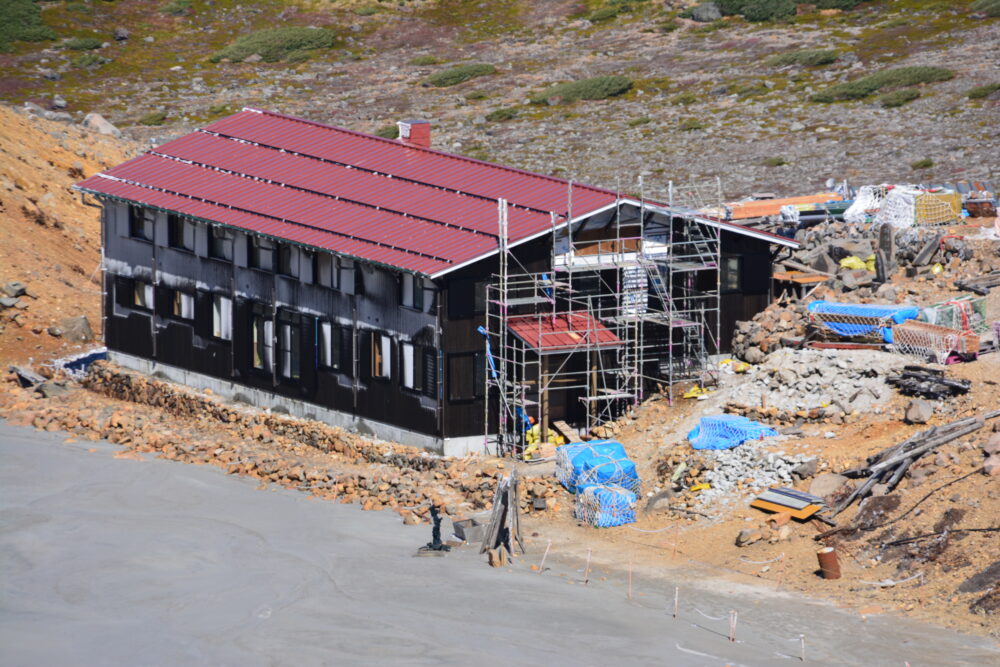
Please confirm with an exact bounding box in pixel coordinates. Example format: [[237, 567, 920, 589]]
[[397, 119, 430, 148]]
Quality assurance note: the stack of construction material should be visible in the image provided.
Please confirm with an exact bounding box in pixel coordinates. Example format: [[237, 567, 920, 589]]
[[555, 441, 640, 527], [807, 301, 920, 343]]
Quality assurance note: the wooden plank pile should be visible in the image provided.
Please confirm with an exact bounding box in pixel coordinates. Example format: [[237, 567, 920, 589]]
[[956, 270, 1000, 296], [833, 411, 999, 516], [480, 469, 525, 566]]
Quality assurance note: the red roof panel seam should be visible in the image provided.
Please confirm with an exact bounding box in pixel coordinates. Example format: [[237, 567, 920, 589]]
[[92, 173, 455, 265], [199, 126, 570, 220], [148, 149, 499, 240]]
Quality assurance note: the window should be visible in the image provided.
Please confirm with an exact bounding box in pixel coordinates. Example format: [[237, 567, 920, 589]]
[[212, 294, 232, 340], [128, 205, 154, 241], [167, 214, 194, 252], [249, 237, 275, 272], [209, 227, 233, 261], [278, 244, 300, 278], [132, 280, 153, 310], [721, 256, 741, 292], [278, 319, 301, 380], [448, 278, 487, 318], [339, 258, 356, 295], [319, 322, 352, 375], [401, 274, 424, 310], [315, 253, 337, 288], [400, 343, 437, 397], [370, 332, 391, 379], [448, 352, 484, 401], [251, 313, 273, 372], [401, 342, 418, 390], [171, 290, 195, 320]]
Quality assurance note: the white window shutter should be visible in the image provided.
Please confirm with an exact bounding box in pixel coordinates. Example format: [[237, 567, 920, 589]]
[[402, 343, 414, 388], [263, 320, 274, 371], [380, 335, 391, 377]]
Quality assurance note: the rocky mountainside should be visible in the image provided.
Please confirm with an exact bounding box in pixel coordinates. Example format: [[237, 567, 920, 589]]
[[1, 0, 997, 201]]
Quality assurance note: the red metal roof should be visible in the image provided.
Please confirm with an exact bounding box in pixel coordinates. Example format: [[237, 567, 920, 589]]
[[507, 312, 622, 353], [75, 108, 796, 275]]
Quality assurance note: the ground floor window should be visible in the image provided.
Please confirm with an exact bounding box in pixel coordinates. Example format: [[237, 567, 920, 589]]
[[132, 280, 153, 310], [171, 290, 195, 320], [212, 295, 232, 340], [401, 343, 439, 398], [319, 321, 352, 374], [448, 352, 484, 401], [278, 318, 301, 380], [370, 331, 391, 379], [251, 313, 273, 372]]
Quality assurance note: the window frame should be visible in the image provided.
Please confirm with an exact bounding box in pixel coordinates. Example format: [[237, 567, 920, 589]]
[[169, 289, 195, 321], [131, 279, 154, 311], [167, 214, 195, 253], [278, 244, 301, 279], [448, 351, 484, 401], [400, 273, 425, 311], [370, 331, 391, 380], [248, 236, 276, 273], [208, 226, 234, 262], [315, 253, 338, 289], [277, 315, 302, 381], [721, 255, 742, 293], [251, 310, 274, 373], [212, 294, 233, 341], [128, 205, 154, 242]]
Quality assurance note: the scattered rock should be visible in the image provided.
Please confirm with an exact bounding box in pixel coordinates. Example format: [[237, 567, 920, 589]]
[[691, 3, 722, 22], [736, 528, 763, 547], [809, 472, 849, 501], [82, 113, 122, 139], [47, 326, 63, 338], [114, 27, 130, 41], [984, 433, 1000, 457], [58, 315, 93, 342], [2, 281, 28, 298], [35, 381, 70, 398], [792, 458, 818, 480], [244, 54, 263, 63], [984, 455, 1000, 477], [905, 399, 933, 425]]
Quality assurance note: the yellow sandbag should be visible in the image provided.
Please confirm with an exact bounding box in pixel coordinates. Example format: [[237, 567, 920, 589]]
[[839, 256, 867, 270], [865, 254, 876, 271]]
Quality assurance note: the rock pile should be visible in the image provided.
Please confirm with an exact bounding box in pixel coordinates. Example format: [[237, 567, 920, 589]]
[[697, 439, 816, 508], [731, 301, 809, 363], [725, 347, 904, 424], [5, 362, 567, 522]]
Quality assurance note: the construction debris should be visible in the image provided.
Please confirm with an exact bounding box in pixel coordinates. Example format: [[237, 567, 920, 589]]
[[956, 270, 1000, 296], [833, 413, 998, 516], [887, 366, 972, 399], [480, 470, 525, 563]]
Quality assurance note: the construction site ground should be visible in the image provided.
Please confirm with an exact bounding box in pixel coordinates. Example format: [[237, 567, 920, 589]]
[[2, 106, 999, 649]]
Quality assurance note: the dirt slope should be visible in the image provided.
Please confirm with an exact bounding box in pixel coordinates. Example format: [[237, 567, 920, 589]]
[[0, 104, 138, 367]]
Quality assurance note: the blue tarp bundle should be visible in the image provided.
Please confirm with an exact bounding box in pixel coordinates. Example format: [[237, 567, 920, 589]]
[[557, 440, 633, 492], [578, 455, 640, 493], [575, 484, 637, 527], [687, 415, 778, 451], [807, 301, 920, 343]]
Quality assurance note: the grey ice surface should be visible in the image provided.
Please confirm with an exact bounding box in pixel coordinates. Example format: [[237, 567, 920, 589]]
[[1, 421, 997, 666]]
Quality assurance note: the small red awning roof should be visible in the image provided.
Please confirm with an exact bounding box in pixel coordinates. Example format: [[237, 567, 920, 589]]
[[507, 312, 621, 354]]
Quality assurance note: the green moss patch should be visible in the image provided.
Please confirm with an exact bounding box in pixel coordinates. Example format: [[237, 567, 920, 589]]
[[424, 63, 496, 87], [375, 124, 399, 139], [160, 0, 192, 17], [65, 37, 103, 51], [139, 110, 168, 126], [0, 0, 56, 52], [767, 48, 837, 67], [879, 88, 919, 108], [485, 107, 517, 122], [972, 0, 1000, 17], [910, 157, 933, 170], [529, 75, 633, 105], [967, 82, 1000, 99], [811, 66, 953, 103], [210, 27, 338, 64]]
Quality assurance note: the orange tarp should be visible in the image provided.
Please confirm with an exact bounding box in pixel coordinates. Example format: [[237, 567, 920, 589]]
[[726, 192, 844, 220]]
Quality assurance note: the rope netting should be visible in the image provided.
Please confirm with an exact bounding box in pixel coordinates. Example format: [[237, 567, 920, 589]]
[[576, 456, 641, 493], [892, 320, 979, 364], [555, 443, 591, 488], [844, 185, 886, 224], [876, 187, 961, 229], [574, 484, 637, 527], [923, 296, 990, 334], [807, 301, 920, 343], [687, 415, 777, 451]]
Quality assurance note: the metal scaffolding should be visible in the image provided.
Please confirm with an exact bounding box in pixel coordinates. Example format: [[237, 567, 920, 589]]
[[483, 181, 721, 458]]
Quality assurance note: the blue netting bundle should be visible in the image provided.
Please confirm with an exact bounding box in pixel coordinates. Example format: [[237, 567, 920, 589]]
[[577, 455, 640, 493], [687, 415, 778, 451], [557, 441, 635, 492], [807, 301, 920, 343], [574, 484, 637, 527]]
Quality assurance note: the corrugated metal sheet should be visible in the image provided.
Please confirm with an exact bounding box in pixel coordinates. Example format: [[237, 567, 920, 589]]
[[725, 193, 844, 220], [204, 109, 617, 216], [507, 312, 621, 353]]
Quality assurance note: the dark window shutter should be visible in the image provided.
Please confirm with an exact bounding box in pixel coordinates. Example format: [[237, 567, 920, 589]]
[[114, 276, 131, 308], [741, 254, 771, 294], [341, 326, 354, 377], [414, 280, 424, 311], [423, 348, 437, 398], [193, 291, 213, 338]]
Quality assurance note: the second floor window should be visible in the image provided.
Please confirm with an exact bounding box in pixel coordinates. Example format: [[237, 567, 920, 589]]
[[249, 237, 275, 272], [128, 205, 154, 242], [209, 227, 233, 261], [167, 214, 194, 252]]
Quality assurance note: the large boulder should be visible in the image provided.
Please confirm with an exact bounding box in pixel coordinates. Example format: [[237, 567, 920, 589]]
[[82, 113, 122, 138], [58, 315, 94, 343], [691, 2, 722, 21]]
